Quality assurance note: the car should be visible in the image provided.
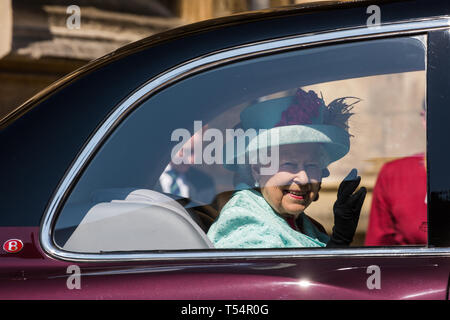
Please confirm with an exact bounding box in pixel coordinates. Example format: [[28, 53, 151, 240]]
[[1, 0, 449, 300]]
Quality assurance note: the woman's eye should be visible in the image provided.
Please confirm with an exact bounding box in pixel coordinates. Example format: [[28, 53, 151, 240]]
[[280, 162, 297, 171]]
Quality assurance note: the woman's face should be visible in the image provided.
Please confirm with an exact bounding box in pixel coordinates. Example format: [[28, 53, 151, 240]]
[[252, 143, 326, 219]]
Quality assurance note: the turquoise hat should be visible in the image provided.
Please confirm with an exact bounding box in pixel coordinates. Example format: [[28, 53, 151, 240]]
[[223, 88, 359, 170]]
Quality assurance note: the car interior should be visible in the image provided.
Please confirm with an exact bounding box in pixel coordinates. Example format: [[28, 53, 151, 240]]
[[54, 36, 426, 253]]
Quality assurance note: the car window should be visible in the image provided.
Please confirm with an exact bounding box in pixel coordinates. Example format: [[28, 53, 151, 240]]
[[53, 35, 427, 253]]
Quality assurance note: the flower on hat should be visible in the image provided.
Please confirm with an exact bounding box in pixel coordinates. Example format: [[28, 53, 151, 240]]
[[275, 89, 322, 126], [275, 88, 361, 136]]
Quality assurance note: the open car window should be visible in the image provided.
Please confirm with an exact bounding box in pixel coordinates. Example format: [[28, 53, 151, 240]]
[[53, 35, 427, 253]]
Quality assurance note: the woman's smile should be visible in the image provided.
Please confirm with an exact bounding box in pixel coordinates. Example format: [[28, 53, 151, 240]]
[[283, 189, 308, 200]]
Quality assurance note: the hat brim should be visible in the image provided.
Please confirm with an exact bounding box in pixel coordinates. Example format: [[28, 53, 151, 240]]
[[223, 124, 350, 171]]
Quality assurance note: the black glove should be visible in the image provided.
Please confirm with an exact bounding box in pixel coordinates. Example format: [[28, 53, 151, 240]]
[[326, 169, 367, 248]]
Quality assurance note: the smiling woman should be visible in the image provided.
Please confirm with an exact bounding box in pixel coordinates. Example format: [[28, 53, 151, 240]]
[[206, 88, 366, 249], [257, 143, 326, 217]]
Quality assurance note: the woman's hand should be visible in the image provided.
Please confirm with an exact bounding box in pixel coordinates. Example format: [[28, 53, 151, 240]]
[[326, 168, 367, 247]]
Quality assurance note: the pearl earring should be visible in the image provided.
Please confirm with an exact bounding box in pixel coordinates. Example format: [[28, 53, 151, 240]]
[[254, 181, 260, 188]]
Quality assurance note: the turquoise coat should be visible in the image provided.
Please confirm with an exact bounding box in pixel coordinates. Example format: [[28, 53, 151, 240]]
[[207, 188, 330, 248]]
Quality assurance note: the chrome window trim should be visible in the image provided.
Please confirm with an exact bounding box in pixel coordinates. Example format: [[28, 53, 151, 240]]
[[41, 17, 450, 263]]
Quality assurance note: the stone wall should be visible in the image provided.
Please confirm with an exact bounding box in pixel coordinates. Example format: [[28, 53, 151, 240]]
[[0, 0, 182, 118]]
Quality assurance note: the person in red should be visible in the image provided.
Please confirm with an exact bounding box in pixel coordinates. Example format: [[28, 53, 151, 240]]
[[365, 106, 427, 246]]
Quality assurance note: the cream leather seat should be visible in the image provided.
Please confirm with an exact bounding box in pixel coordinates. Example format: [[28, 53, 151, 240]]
[[63, 189, 214, 253]]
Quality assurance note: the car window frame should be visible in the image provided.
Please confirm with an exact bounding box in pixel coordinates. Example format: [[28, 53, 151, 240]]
[[426, 28, 450, 247], [40, 17, 450, 263]]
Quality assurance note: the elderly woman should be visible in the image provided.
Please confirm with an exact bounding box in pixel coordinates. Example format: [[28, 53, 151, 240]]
[[207, 88, 366, 248]]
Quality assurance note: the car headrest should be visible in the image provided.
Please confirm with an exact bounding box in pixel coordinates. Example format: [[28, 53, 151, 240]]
[[63, 189, 214, 253]]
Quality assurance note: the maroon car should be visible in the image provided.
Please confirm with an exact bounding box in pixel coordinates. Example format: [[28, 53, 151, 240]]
[[1, 0, 449, 301]]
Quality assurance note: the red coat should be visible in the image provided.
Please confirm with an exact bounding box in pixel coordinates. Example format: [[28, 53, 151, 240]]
[[365, 153, 427, 246]]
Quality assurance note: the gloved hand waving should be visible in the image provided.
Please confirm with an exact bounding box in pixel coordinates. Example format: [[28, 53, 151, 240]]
[[326, 168, 367, 247]]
